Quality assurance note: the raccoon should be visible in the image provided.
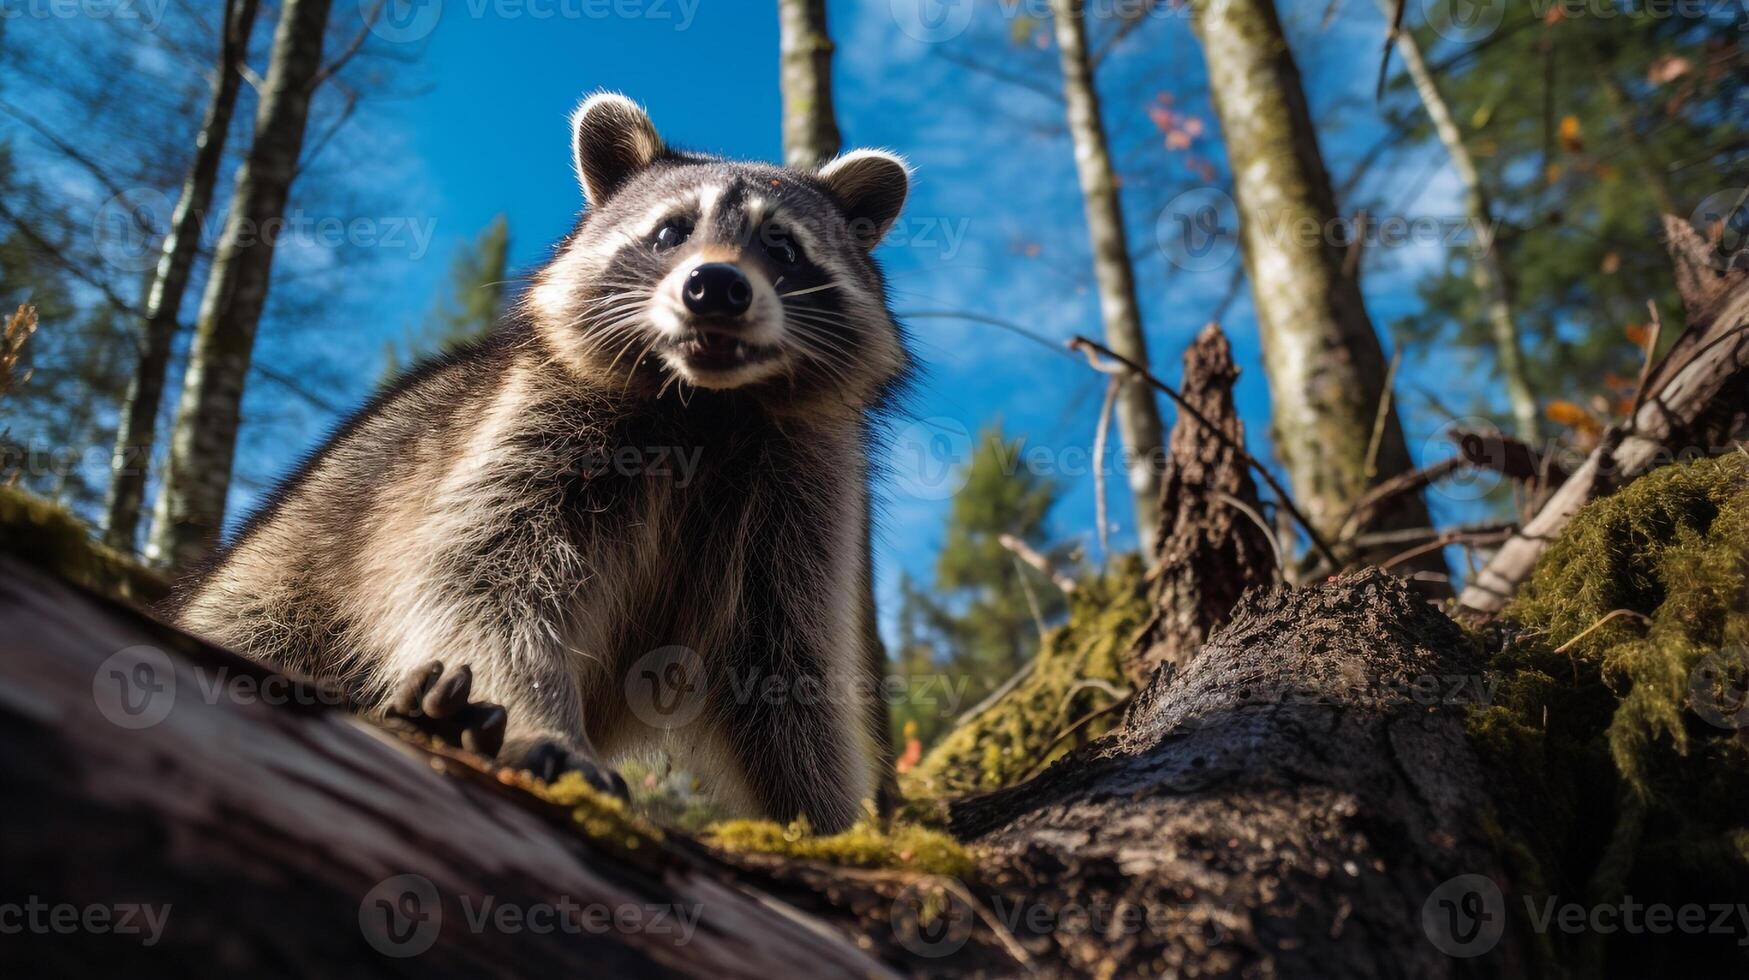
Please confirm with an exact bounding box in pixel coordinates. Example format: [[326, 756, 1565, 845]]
[[167, 94, 912, 833]]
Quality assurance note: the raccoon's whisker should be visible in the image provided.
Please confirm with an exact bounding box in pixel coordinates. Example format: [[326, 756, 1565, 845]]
[[777, 281, 841, 299]]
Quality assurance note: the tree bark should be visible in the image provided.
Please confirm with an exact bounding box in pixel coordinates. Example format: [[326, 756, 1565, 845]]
[[1050, 0, 1168, 559], [1384, 4, 1541, 443], [1188, 0, 1443, 583], [777, 0, 840, 170], [147, 0, 331, 569], [103, 0, 261, 554], [1126, 322, 1277, 684], [952, 568, 1525, 976]]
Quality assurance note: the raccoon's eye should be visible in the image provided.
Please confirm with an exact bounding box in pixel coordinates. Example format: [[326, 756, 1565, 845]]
[[652, 219, 692, 253], [763, 225, 802, 266]]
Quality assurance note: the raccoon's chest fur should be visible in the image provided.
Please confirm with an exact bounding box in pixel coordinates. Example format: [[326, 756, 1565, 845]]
[[347, 348, 865, 746]]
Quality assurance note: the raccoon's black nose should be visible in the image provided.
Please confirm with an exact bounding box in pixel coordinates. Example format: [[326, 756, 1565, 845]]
[[683, 263, 753, 318]]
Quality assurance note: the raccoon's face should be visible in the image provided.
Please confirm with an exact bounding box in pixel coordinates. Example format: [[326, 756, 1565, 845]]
[[528, 94, 910, 408]]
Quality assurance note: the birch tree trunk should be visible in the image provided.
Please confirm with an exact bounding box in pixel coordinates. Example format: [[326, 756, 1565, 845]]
[[1384, 4, 1541, 442], [1049, 0, 1168, 557], [1188, 0, 1442, 580], [147, 0, 332, 569], [776, 0, 840, 170], [103, 0, 261, 554]]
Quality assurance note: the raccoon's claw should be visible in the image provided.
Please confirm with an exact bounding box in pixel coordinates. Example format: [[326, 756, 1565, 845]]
[[521, 740, 629, 801], [385, 660, 508, 759]]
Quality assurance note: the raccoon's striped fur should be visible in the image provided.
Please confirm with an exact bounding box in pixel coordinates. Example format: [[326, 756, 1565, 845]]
[[168, 94, 912, 832]]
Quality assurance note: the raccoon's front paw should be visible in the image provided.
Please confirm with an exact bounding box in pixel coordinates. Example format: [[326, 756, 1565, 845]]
[[384, 660, 508, 758], [508, 737, 629, 801]]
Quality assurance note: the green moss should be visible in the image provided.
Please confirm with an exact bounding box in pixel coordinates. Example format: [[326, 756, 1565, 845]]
[[530, 770, 665, 853], [900, 558, 1152, 801], [0, 486, 167, 605], [705, 817, 976, 878], [1470, 454, 1749, 969]]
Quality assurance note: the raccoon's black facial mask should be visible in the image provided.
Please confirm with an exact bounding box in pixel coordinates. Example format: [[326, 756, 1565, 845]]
[[528, 93, 911, 405]]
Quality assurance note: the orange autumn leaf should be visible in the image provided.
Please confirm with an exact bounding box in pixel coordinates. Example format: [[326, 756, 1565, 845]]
[[1545, 162, 1564, 185], [1601, 252, 1622, 275], [1624, 322, 1652, 347], [1546, 399, 1602, 435], [895, 720, 923, 774], [1559, 115, 1584, 153], [1543, 6, 1564, 25]]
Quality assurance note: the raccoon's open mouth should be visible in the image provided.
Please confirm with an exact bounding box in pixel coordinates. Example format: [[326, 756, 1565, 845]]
[[667, 329, 781, 373]]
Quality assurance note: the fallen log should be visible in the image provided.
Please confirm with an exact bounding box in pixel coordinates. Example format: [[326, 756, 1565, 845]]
[[0, 557, 900, 978]]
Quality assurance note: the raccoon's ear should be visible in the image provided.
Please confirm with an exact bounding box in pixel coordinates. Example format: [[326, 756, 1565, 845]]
[[570, 93, 665, 205], [816, 149, 910, 250]]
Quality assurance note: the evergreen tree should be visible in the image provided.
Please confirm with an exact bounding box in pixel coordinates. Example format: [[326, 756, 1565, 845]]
[[384, 215, 510, 376], [893, 427, 1072, 748], [1393, 3, 1748, 429]]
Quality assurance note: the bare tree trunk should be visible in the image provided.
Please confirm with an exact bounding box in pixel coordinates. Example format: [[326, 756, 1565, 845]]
[[1384, 4, 1540, 442], [103, 0, 261, 554], [1188, 0, 1442, 582], [1049, 0, 1168, 558], [147, 0, 332, 569], [776, 0, 840, 170]]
